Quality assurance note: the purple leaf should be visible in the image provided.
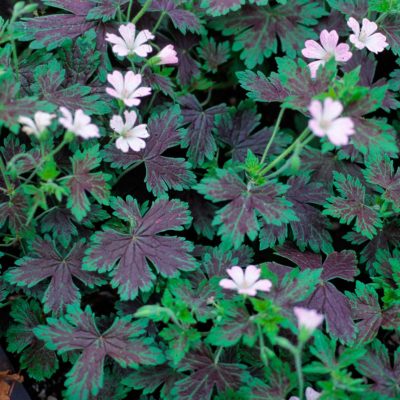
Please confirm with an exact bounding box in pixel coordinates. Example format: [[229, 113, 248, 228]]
[[200, 0, 244, 16], [380, 14, 400, 56], [5, 238, 104, 314], [83, 196, 197, 300], [196, 169, 297, 248], [0, 191, 28, 233], [65, 145, 111, 222], [104, 105, 195, 195], [150, 0, 202, 34], [216, 100, 288, 163], [323, 172, 383, 239], [326, 0, 368, 20], [364, 155, 400, 210], [278, 245, 358, 341], [179, 94, 226, 166], [356, 340, 400, 397], [172, 346, 249, 400], [197, 37, 230, 73], [34, 304, 165, 399], [86, 0, 129, 21]]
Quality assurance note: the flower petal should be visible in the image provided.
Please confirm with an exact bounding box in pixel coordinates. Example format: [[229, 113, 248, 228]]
[[244, 265, 260, 286], [110, 115, 124, 133], [326, 117, 354, 145], [219, 279, 237, 290], [322, 98, 343, 121], [347, 17, 360, 36], [226, 266, 244, 285], [320, 30, 339, 53], [334, 43, 352, 62], [361, 18, 378, 36], [365, 32, 389, 53], [253, 279, 272, 292], [302, 40, 326, 59]]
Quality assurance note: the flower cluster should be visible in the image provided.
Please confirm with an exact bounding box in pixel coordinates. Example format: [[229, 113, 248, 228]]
[[18, 23, 178, 154], [302, 17, 388, 147]]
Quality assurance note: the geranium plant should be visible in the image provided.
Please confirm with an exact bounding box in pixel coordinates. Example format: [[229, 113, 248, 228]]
[[0, 0, 400, 399]]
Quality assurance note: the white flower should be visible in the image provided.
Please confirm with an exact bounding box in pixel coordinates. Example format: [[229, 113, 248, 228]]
[[293, 307, 324, 333], [219, 265, 272, 296], [347, 17, 389, 54], [105, 23, 154, 58], [110, 110, 149, 153], [106, 71, 151, 107], [308, 98, 355, 146], [155, 45, 178, 65], [18, 111, 56, 137], [289, 387, 322, 400], [58, 107, 99, 139]]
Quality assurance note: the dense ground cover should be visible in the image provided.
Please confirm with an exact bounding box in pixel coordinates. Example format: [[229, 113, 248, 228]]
[[0, 0, 400, 399]]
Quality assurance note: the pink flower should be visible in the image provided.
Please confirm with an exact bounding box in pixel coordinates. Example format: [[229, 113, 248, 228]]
[[110, 110, 149, 153], [302, 30, 352, 77], [106, 71, 151, 107], [294, 307, 324, 332], [289, 387, 322, 400], [18, 111, 55, 137], [219, 265, 272, 296], [105, 23, 154, 58], [58, 107, 99, 139], [155, 45, 178, 65], [347, 17, 389, 54], [308, 98, 354, 146]]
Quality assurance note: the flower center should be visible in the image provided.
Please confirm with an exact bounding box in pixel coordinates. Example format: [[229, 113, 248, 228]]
[[319, 119, 331, 131]]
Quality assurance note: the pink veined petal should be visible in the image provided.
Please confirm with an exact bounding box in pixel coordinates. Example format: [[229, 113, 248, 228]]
[[127, 137, 146, 151], [131, 125, 149, 139], [75, 109, 91, 126], [365, 32, 389, 53], [320, 30, 339, 53], [334, 43, 352, 62], [361, 18, 378, 36], [107, 71, 124, 93], [18, 116, 37, 133], [219, 278, 238, 290], [244, 265, 261, 286], [252, 279, 272, 292], [124, 97, 140, 107], [131, 86, 152, 99], [288, 397, 300, 400], [116, 137, 130, 153], [301, 40, 326, 60], [226, 266, 244, 285], [238, 287, 257, 296], [305, 387, 322, 400], [308, 60, 325, 78], [347, 17, 360, 36], [326, 117, 354, 146], [322, 98, 343, 121], [134, 44, 153, 57], [119, 23, 136, 48], [105, 33, 125, 46], [123, 110, 137, 130], [124, 71, 142, 94], [349, 34, 366, 50], [112, 44, 129, 57], [59, 107, 73, 129], [106, 87, 120, 100], [135, 29, 154, 47], [308, 119, 326, 138], [110, 115, 124, 133], [308, 100, 323, 119]]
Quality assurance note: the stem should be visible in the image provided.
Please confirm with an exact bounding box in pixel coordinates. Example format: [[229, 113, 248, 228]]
[[260, 107, 286, 164], [294, 346, 304, 400], [153, 11, 167, 33], [0, 155, 12, 192], [132, 0, 153, 24], [126, 0, 133, 21], [214, 347, 223, 365], [260, 129, 310, 176], [257, 323, 268, 367], [200, 89, 213, 107], [114, 161, 143, 185]]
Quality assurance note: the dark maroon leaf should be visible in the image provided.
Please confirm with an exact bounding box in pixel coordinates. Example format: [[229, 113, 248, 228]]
[[179, 94, 226, 166], [197, 37, 230, 73], [143, 68, 175, 98], [196, 169, 297, 249], [65, 145, 111, 221], [172, 346, 250, 400], [5, 238, 104, 314], [326, 0, 368, 20], [356, 340, 400, 397], [380, 13, 400, 56], [0, 191, 28, 232], [34, 305, 165, 399], [86, 0, 129, 21], [216, 100, 288, 163], [364, 155, 400, 210], [278, 245, 358, 341], [346, 282, 400, 343], [104, 105, 195, 195], [84, 196, 197, 300], [150, 0, 202, 34]]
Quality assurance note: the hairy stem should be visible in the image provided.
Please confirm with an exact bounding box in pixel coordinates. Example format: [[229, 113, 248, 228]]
[[260, 107, 286, 164], [153, 11, 167, 33], [261, 128, 310, 176], [214, 347, 223, 365], [132, 0, 153, 24], [294, 347, 304, 400]]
